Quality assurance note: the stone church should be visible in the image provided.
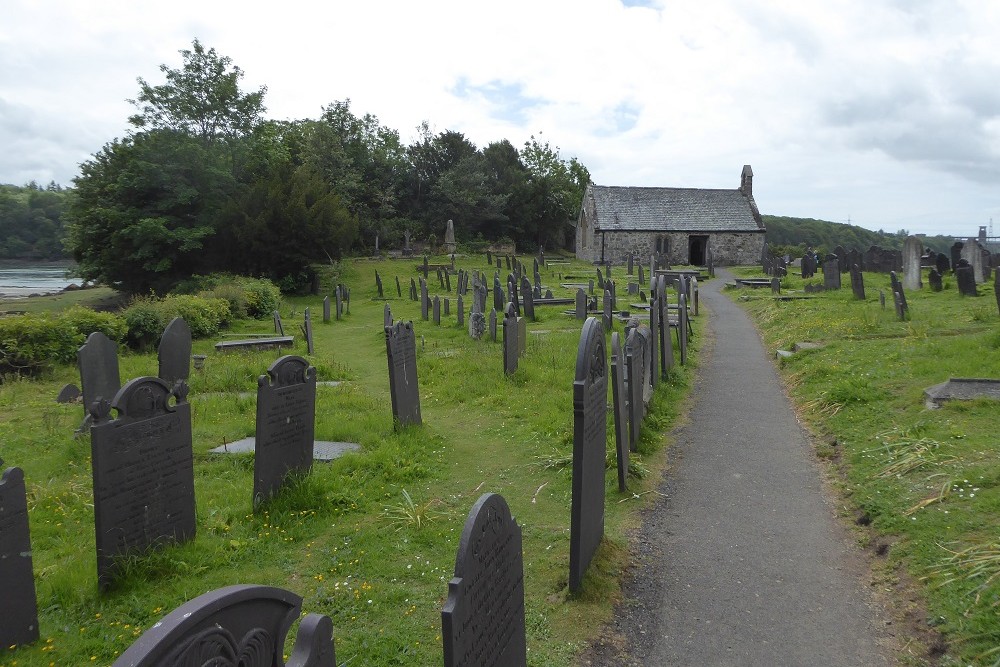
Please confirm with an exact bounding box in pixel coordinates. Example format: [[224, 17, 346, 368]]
[[574, 165, 766, 266]]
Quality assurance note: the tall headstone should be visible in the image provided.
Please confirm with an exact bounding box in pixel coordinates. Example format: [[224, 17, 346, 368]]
[[254, 355, 316, 509], [489, 308, 498, 342], [157, 317, 192, 389], [441, 493, 526, 667], [420, 278, 430, 321], [962, 239, 985, 284], [78, 331, 121, 425], [648, 298, 660, 388], [395, 275, 402, 297], [273, 310, 285, 335], [303, 308, 314, 355], [433, 296, 441, 325], [823, 255, 841, 290], [375, 271, 384, 299], [90, 377, 195, 590], [638, 263, 645, 286], [903, 236, 923, 290], [457, 295, 465, 327], [444, 218, 456, 254], [602, 289, 613, 331], [570, 318, 607, 592], [951, 242, 964, 273], [503, 304, 519, 375], [385, 321, 422, 427], [678, 293, 689, 366], [890, 271, 909, 314], [521, 280, 535, 321], [850, 264, 866, 300], [0, 462, 38, 647], [494, 276, 505, 312], [383, 303, 392, 329], [625, 328, 644, 452], [627, 253, 634, 275], [323, 295, 331, 323], [609, 334, 629, 493], [928, 269, 943, 292], [409, 278, 417, 301], [335, 287, 342, 321], [575, 288, 587, 320], [956, 260, 978, 297]]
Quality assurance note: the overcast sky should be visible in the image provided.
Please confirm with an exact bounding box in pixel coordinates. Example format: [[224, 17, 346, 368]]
[[3, 0, 998, 237]]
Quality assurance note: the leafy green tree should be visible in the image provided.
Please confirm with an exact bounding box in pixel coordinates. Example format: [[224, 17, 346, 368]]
[[521, 135, 591, 250], [0, 184, 71, 259]]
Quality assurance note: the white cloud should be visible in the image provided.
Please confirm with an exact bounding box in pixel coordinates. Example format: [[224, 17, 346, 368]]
[[1, 0, 999, 236]]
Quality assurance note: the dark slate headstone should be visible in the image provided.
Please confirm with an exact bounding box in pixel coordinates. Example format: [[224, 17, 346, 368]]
[[0, 463, 39, 647], [323, 295, 331, 323], [822, 256, 841, 290], [385, 321, 422, 427], [521, 281, 535, 321], [602, 290, 613, 331], [576, 288, 587, 320], [625, 328, 644, 452], [423, 256, 429, 279], [395, 275, 402, 297], [90, 377, 195, 590], [486, 250, 492, 265], [489, 308, 498, 342], [609, 334, 629, 493], [638, 263, 645, 286], [273, 310, 285, 335], [893, 291, 905, 320], [928, 268, 943, 292], [517, 315, 526, 358], [570, 317, 607, 592], [936, 252, 950, 276], [890, 271, 909, 314], [834, 245, 848, 272], [56, 383, 80, 403], [771, 277, 780, 294], [376, 271, 384, 299], [445, 271, 451, 292], [627, 253, 634, 275], [503, 304, 519, 376], [78, 331, 121, 424], [494, 276, 505, 312], [112, 584, 335, 667], [384, 303, 392, 329], [648, 298, 660, 388], [951, 242, 964, 273], [956, 260, 978, 296], [433, 296, 441, 325], [335, 287, 342, 321], [457, 295, 465, 327], [410, 277, 418, 301], [679, 293, 689, 366], [254, 355, 316, 509], [442, 493, 526, 667], [303, 308, 315, 355], [421, 278, 430, 320], [158, 317, 192, 388], [850, 264, 866, 300]]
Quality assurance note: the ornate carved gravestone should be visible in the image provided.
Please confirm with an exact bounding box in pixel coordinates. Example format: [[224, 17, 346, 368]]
[[609, 334, 629, 493], [78, 331, 121, 426], [850, 264, 866, 300], [158, 317, 192, 389], [441, 493, 526, 667], [90, 377, 195, 590], [385, 321, 421, 427], [253, 356, 316, 509], [112, 584, 335, 667], [0, 462, 39, 647], [503, 303, 519, 376], [570, 318, 607, 592]]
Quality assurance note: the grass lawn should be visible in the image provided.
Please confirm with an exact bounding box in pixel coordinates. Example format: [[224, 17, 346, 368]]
[[0, 253, 701, 666], [731, 265, 1000, 666]]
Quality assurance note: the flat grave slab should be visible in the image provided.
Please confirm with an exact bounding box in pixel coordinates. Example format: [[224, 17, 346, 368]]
[[924, 378, 1000, 409], [209, 438, 361, 461], [214, 336, 294, 352]]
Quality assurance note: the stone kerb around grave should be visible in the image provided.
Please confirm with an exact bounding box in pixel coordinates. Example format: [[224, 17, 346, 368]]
[[90, 376, 195, 591], [253, 355, 317, 510], [442, 492, 526, 667], [570, 317, 607, 592], [112, 584, 335, 667]]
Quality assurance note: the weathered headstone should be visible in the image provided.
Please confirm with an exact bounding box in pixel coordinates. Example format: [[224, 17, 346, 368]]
[[494, 276, 505, 312], [570, 318, 607, 592], [90, 377, 195, 590], [521, 281, 535, 321], [112, 584, 335, 667], [433, 296, 441, 325], [951, 241, 964, 273], [375, 271, 384, 299], [0, 462, 39, 647], [576, 288, 587, 320], [78, 331, 121, 426], [421, 278, 430, 321], [323, 295, 331, 323], [303, 308, 314, 355], [823, 256, 841, 290], [890, 271, 909, 315], [441, 493, 526, 667], [273, 310, 285, 335], [962, 239, 985, 283], [771, 277, 780, 294], [156, 317, 193, 391], [444, 218, 456, 253], [956, 260, 978, 296], [602, 290, 613, 331], [850, 264, 866, 300], [423, 256, 429, 279], [879, 289, 886, 309], [469, 311, 485, 340], [409, 278, 417, 301], [648, 298, 660, 388], [254, 355, 316, 509], [384, 303, 392, 329], [385, 321, 422, 427], [489, 308, 498, 342], [335, 287, 343, 321], [395, 275, 402, 297], [935, 252, 950, 275], [893, 291, 905, 320], [679, 293, 689, 365], [625, 328, 644, 452], [609, 334, 629, 493], [903, 236, 923, 290], [928, 268, 943, 292], [503, 304, 519, 376], [638, 263, 645, 286], [457, 295, 464, 327], [56, 383, 80, 403], [691, 276, 699, 316]]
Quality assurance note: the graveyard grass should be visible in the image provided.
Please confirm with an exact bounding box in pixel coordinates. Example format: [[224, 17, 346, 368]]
[[0, 255, 700, 666], [732, 267, 1000, 666]]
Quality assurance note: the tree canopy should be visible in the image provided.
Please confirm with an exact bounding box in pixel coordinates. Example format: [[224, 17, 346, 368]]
[[0, 182, 70, 259]]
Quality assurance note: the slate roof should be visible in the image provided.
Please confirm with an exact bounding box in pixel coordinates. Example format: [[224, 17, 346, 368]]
[[587, 185, 765, 233]]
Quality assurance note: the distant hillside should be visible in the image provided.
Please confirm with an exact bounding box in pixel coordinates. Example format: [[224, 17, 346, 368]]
[[762, 215, 956, 257]]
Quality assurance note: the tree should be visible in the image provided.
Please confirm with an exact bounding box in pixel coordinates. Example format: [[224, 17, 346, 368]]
[[128, 39, 266, 146], [520, 135, 591, 249]]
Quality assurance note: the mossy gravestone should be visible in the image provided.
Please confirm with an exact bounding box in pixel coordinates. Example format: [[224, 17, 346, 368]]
[[385, 321, 422, 427], [112, 584, 335, 667], [90, 377, 194, 590], [254, 355, 316, 510], [0, 462, 39, 647], [441, 493, 526, 667], [570, 317, 607, 592]]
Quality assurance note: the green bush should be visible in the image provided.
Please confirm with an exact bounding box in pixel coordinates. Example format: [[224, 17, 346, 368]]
[[122, 296, 167, 350], [0, 314, 80, 375], [61, 306, 127, 342], [237, 277, 281, 318], [201, 283, 248, 319], [160, 295, 231, 338]]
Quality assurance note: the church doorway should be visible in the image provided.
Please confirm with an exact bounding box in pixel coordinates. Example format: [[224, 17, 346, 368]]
[[688, 235, 708, 265]]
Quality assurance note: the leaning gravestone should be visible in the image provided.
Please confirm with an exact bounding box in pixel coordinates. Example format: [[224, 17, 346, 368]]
[[385, 321, 422, 427], [890, 271, 909, 314], [112, 584, 335, 667], [503, 303, 519, 376], [78, 332, 121, 426], [90, 377, 195, 590], [609, 334, 629, 493], [158, 317, 192, 388], [441, 492, 526, 667], [849, 264, 866, 300], [273, 310, 285, 335], [253, 356, 316, 509], [0, 461, 39, 647], [570, 317, 607, 592]]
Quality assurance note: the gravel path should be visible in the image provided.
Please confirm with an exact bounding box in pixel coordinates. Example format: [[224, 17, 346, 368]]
[[582, 269, 896, 666]]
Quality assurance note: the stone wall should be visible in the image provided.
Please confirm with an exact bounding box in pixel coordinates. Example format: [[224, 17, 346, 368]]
[[576, 228, 765, 266]]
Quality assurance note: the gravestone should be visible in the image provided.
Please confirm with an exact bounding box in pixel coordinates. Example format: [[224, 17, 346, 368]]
[[570, 317, 607, 592], [384, 303, 392, 329], [385, 321, 422, 427], [78, 331, 121, 427], [609, 334, 629, 492], [951, 242, 964, 273], [625, 328, 645, 452], [834, 245, 848, 272], [956, 260, 978, 296], [486, 250, 492, 265], [928, 269, 943, 292], [457, 295, 465, 327], [489, 308, 497, 342], [679, 293, 689, 366], [890, 271, 909, 315], [596, 268, 604, 290], [850, 264, 866, 300], [691, 276, 699, 316], [521, 281, 535, 321], [375, 271, 384, 299], [936, 252, 950, 275], [433, 296, 441, 325], [445, 270, 451, 293], [962, 239, 985, 283], [395, 276, 402, 297], [409, 278, 417, 301], [576, 289, 587, 320], [503, 303, 519, 376], [822, 256, 841, 290], [90, 377, 195, 590], [253, 355, 316, 509], [602, 290, 613, 330], [158, 318, 192, 389], [437, 268, 445, 289], [879, 289, 886, 309], [403, 229, 412, 255], [335, 288, 342, 321], [303, 308, 314, 355], [903, 236, 923, 290], [0, 462, 39, 647], [638, 263, 645, 286], [441, 493, 525, 667], [444, 218, 456, 253], [469, 311, 486, 340], [273, 310, 285, 335], [627, 253, 634, 275], [771, 277, 780, 294], [323, 295, 331, 323], [648, 298, 659, 388], [423, 256, 429, 279], [494, 276, 505, 312], [56, 383, 80, 403], [112, 584, 335, 667], [893, 291, 905, 320], [995, 270, 1000, 315], [420, 278, 430, 320]]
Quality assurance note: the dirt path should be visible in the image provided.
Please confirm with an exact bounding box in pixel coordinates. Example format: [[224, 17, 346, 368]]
[[582, 269, 897, 666]]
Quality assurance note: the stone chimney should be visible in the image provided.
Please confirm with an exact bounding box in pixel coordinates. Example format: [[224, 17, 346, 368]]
[[740, 165, 753, 198]]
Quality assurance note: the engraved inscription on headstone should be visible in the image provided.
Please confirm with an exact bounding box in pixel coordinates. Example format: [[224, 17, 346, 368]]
[[0, 463, 39, 647], [441, 493, 526, 667], [90, 377, 195, 590], [610, 334, 629, 493], [385, 321, 422, 427], [254, 355, 317, 509], [570, 318, 607, 592]]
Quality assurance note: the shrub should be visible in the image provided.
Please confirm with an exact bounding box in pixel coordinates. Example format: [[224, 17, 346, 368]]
[[201, 283, 248, 319], [122, 296, 167, 350], [237, 277, 281, 318], [61, 306, 127, 343], [0, 313, 80, 375], [160, 295, 231, 338]]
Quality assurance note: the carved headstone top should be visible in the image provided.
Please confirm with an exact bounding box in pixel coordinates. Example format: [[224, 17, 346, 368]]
[[77, 331, 121, 423], [158, 317, 192, 387], [441, 493, 526, 667]]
